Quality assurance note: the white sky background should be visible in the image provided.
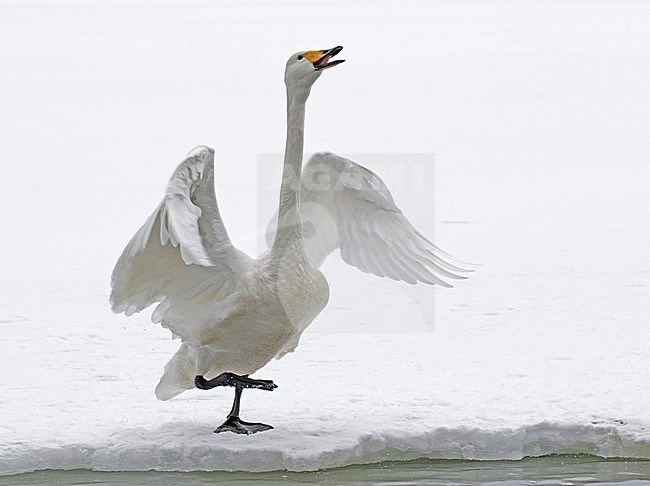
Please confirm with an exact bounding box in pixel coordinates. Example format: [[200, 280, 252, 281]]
[[0, 0, 649, 335]]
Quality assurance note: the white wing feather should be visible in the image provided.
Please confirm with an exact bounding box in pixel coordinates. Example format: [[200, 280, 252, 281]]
[[110, 146, 251, 321], [268, 152, 470, 286]]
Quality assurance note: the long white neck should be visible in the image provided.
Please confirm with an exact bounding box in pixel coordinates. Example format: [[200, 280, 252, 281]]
[[270, 86, 309, 262]]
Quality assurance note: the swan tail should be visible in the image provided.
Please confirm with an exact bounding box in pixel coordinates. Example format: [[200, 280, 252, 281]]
[[155, 343, 197, 401]]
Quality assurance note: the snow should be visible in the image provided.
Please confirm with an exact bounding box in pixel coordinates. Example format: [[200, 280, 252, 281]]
[[1, 0, 649, 477], [1, 330, 649, 474]]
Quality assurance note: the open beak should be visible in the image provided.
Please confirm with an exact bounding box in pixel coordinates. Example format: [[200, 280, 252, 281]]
[[305, 46, 345, 71]]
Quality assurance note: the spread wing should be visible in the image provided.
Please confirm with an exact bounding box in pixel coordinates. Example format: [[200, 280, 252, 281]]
[[110, 146, 252, 321], [267, 152, 471, 286]]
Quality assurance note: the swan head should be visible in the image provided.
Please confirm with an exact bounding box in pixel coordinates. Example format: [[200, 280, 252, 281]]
[[285, 46, 344, 97]]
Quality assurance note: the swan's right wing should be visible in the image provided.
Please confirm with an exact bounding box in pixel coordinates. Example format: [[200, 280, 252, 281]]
[[110, 146, 251, 319], [295, 152, 471, 286]]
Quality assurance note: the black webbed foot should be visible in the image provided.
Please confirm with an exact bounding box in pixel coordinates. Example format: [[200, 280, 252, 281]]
[[195, 373, 276, 434], [214, 416, 274, 435], [195, 373, 277, 391]]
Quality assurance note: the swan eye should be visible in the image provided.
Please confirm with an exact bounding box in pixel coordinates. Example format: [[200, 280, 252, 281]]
[[298, 55, 303, 60]]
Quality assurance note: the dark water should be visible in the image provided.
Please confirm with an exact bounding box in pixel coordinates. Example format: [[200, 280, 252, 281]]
[[1, 456, 649, 485]]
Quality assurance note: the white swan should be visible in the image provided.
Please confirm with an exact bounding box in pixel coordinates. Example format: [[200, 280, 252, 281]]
[[110, 47, 469, 434]]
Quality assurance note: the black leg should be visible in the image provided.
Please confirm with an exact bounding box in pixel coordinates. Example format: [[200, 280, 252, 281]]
[[194, 373, 276, 435], [228, 386, 243, 418], [214, 387, 274, 435]]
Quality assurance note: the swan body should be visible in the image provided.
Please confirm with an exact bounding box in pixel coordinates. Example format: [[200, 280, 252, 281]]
[[111, 145, 330, 400], [110, 48, 469, 428]]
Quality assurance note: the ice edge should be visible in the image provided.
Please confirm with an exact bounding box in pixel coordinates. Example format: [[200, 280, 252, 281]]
[[1, 421, 649, 477]]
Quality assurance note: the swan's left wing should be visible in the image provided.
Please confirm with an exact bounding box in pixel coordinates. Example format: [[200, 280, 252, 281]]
[[272, 152, 471, 286], [110, 146, 251, 319]]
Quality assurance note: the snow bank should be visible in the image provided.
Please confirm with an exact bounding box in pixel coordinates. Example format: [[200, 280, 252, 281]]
[[2, 420, 649, 475], [1, 331, 648, 476]]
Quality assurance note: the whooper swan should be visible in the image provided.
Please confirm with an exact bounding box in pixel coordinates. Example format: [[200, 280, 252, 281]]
[[110, 47, 470, 434]]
